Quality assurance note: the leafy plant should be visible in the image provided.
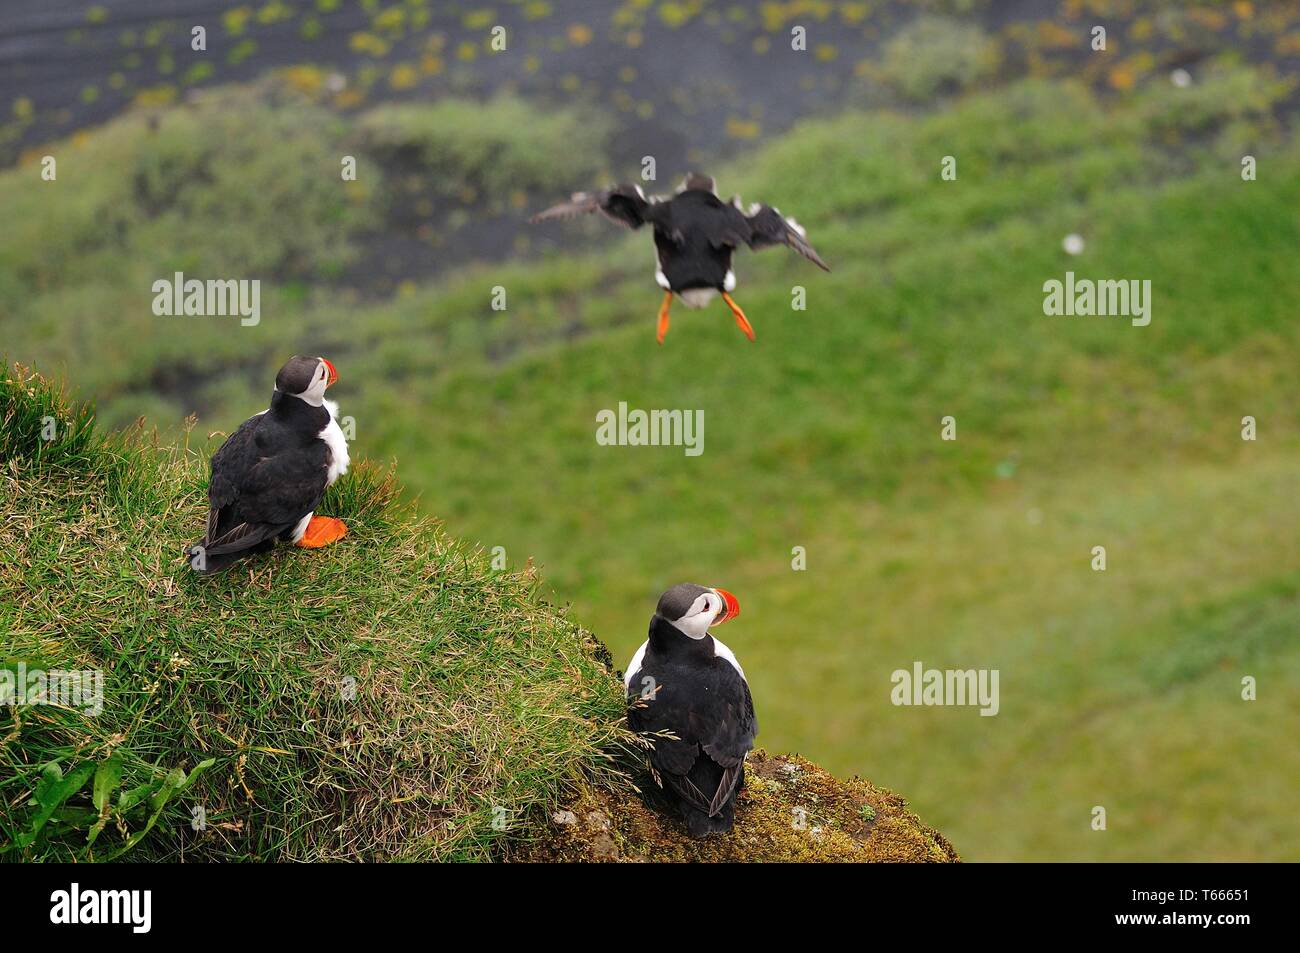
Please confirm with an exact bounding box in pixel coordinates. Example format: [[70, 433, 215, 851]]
[[3, 753, 215, 859]]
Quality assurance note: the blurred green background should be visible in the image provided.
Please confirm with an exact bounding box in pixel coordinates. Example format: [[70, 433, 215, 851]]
[[2, 0, 1298, 860]]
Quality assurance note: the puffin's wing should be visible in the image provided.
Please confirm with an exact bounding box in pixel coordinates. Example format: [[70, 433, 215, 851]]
[[203, 413, 264, 543], [697, 675, 757, 768], [628, 694, 702, 776], [204, 444, 330, 555], [630, 660, 757, 817], [694, 674, 757, 814], [530, 184, 656, 229], [741, 204, 831, 271]]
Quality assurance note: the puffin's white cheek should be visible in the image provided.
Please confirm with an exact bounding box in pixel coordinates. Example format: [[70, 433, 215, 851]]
[[680, 613, 712, 639]]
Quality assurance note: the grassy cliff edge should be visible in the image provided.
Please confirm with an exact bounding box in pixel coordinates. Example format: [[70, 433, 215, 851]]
[[0, 366, 955, 862]]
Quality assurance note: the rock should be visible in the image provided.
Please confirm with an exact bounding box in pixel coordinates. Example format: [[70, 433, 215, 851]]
[[509, 750, 959, 863]]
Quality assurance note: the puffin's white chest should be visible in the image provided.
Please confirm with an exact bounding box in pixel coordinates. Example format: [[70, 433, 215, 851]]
[[320, 399, 350, 485], [711, 636, 745, 680], [677, 288, 718, 309], [624, 641, 649, 691]]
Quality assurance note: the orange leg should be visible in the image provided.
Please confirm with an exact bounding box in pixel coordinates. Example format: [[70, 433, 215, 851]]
[[296, 515, 348, 548], [721, 292, 756, 342], [656, 291, 672, 344]]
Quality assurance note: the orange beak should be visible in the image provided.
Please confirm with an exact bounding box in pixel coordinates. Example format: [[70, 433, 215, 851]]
[[322, 358, 338, 388], [713, 588, 741, 625]]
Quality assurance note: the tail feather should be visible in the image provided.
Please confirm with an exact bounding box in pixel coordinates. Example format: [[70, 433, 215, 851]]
[[682, 798, 737, 837], [184, 536, 275, 574], [671, 764, 745, 838], [203, 521, 288, 557]]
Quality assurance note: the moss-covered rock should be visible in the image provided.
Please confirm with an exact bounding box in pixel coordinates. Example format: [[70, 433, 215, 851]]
[[510, 750, 958, 863]]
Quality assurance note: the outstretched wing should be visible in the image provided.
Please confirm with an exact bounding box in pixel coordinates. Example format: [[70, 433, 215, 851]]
[[725, 202, 830, 271], [530, 184, 657, 230]]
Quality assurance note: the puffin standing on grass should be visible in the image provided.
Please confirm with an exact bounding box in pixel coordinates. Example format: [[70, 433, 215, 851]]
[[531, 173, 829, 343], [625, 583, 756, 836], [185, 355, 350, 574]]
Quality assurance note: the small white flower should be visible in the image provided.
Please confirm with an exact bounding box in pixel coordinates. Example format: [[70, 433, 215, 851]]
[[1063, 233, 1085, 256], [1170, 69, 1192, 88]]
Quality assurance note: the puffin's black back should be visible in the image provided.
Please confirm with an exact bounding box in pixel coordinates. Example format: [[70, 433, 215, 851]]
[[653, 190, 738, 291], [627, 614, 757, 836]]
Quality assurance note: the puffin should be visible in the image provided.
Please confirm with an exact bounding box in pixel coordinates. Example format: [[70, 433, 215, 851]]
[[530, 173, 829, 343], [624, 583, 756, 837], [185, 355, 350, 574]]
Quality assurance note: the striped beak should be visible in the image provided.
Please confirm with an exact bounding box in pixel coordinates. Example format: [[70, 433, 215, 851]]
[[322, 358, 338, 388], [713, 588, 741, 625]]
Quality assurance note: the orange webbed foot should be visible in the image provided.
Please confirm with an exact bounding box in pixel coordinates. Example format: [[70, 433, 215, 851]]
[[656, 291, 673, 344], [296, 516, 347, 548], [721, 292, 756, 342]]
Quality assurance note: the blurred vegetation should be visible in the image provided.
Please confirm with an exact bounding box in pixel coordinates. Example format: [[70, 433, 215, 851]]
[[355, 94, 610, 207], [881, 16, 1002, 100], [0, 83, 611, 425], [0, 84, 372, 295]]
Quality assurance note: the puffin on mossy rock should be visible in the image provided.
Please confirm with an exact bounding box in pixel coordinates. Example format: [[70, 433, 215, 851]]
[[531, 173, 829, 343], [185, 355, 350, 574], [624, 583, 756, 837]]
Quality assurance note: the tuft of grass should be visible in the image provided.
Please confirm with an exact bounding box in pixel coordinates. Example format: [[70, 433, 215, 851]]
[[0, 363, 98, 467]]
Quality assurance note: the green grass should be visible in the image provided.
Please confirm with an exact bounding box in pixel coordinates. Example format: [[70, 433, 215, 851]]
[[0, 368, 627, 860], [5, 63, 1299, 860]]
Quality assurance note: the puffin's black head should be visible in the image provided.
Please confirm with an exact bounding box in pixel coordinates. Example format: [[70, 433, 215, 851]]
[[681, 172, 716, 194], [655, 583, 741, 639], [275, 355, 337, 404]]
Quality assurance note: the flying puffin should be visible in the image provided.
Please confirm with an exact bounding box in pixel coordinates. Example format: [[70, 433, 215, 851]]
[[530, 173, 829, 343], [185, 355, 350, 574], [624, 583, 756, 837]]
